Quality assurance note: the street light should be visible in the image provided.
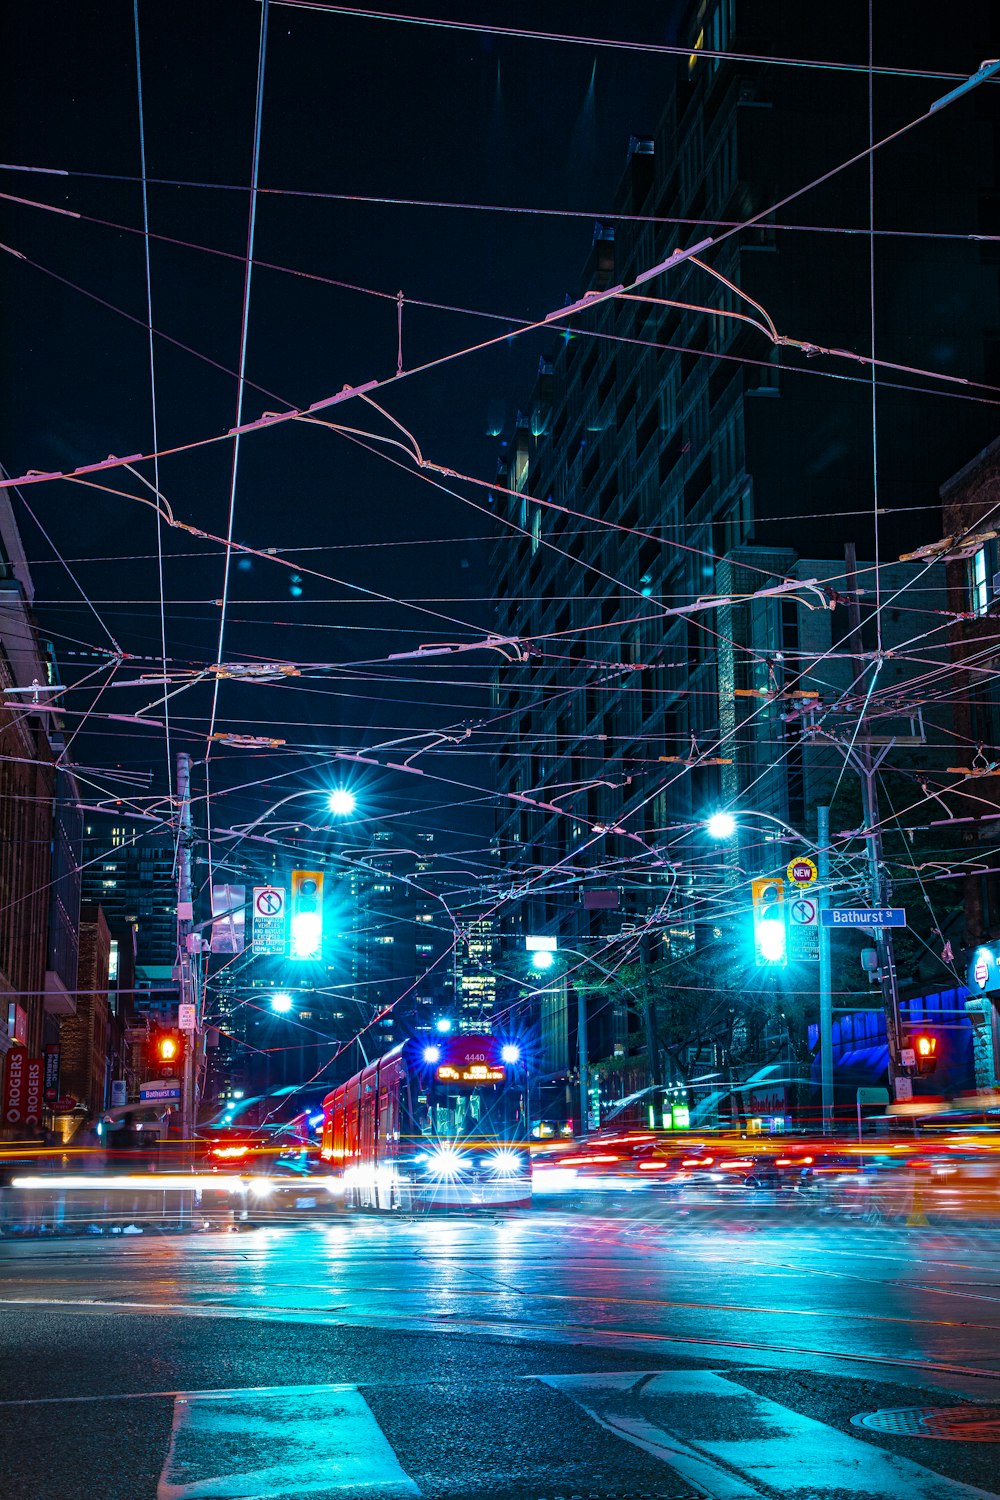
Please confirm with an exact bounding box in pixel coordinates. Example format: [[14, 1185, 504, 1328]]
[[706, 810, 737, 840], [704, 807, 820, 851], [218, 785, 361, 846], [270, 992, 294, 1014], [529, 949, 554, 971]]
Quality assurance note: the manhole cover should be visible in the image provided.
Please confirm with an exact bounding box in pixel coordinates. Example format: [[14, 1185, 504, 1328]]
[[852, 1406, 1000, 1441]]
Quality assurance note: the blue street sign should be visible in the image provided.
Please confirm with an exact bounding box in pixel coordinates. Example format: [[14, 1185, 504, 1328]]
[[139, 1084, 181, 1102], [820, 907, 906, 929]]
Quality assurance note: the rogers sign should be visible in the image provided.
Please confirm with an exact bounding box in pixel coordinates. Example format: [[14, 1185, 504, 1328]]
[[3, 1047, 26, 1125], [24, 1056, 43, 1125], [3, 1048, 44, 1126]]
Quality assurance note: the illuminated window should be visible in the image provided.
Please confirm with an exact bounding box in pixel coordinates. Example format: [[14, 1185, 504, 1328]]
[[970, 546, 990, 617]]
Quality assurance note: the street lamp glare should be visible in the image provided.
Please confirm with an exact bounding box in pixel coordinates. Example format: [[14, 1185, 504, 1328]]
[[328, 788, 356, 816], [270, 992, 294, 1014], [531, 949, 554, 971], [707, 811, 737, 840]]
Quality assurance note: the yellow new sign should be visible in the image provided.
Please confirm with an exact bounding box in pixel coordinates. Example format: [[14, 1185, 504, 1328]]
[[786, 856, 818, 887]]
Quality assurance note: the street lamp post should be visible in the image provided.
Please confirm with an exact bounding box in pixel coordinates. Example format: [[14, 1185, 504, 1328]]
[[529, 941, 646, 1138], [706, 806, 834, 1133]]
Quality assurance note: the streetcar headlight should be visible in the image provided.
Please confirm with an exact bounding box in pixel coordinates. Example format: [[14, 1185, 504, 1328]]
[[248, 1178, 274, 1198], [500, 1044, 521, 1065], [426, 1149, 466, 1176], [423, 1046, 441, 1064], [484, 1149, 521, 1177]]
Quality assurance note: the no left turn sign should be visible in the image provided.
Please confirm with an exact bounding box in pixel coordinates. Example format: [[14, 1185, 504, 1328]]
[[789, 897, 817, 926]]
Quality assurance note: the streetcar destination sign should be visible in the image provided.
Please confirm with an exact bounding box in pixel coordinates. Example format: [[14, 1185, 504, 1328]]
[[820, 907, 906, 928], [437, 1062, 504, 1085]]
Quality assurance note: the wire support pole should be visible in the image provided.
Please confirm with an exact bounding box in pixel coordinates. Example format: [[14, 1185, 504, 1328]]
[[577, 981, 589, 1139], [844, 543, 903, 1084], [133, 0, 172, 807], [639, 939, 661, 1093]]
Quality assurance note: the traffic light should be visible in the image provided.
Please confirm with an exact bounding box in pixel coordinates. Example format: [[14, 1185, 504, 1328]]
[[290, 869, 324, 960], [150, 1029, 183, 1077], [914, 1033, 938, 1075], [751, 877, 787, 966]]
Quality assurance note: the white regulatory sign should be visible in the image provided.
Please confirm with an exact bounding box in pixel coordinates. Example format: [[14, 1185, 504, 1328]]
[[252, 885, 287, 955], [254, 886, 285, 918], [789, 897, 817, 927]]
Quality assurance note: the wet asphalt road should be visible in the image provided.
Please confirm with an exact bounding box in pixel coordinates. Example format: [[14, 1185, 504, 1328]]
[[2, 1200, 1000, 1499]]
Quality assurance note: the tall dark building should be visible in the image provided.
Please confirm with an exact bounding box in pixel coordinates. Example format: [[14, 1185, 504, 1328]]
[[489, 1, 999, 1112], [79, 820, 177, 972]]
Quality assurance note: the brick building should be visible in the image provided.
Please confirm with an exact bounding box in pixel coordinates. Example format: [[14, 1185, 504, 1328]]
[[55, 906, 111, 1135], [0, 485, 57, 1069]]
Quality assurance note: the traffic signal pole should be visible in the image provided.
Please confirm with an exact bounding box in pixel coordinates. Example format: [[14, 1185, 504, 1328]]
[[817, 804, 834, 1132], [176, 751, 196, 1147]]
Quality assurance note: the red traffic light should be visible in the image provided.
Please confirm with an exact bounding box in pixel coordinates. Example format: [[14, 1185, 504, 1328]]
[[913, 1033, 938, 1075]]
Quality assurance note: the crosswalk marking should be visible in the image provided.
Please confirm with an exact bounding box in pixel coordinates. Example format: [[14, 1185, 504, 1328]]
[[156, 1383, 420, 1499], [15, 1364, 988, 1500], [542, 1370, 1000, 1500]]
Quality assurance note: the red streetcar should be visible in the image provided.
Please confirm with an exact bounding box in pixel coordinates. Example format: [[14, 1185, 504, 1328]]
[[321, 1032, 531, 1210]]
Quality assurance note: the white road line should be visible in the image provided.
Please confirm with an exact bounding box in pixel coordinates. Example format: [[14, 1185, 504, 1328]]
[[544, 1369, 1000, 1500], [156, 1383, 420, 1499], [539, 1372, 765, 1499]]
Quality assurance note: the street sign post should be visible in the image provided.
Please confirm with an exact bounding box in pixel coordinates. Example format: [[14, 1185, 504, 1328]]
[[820, 907, 906, 928]]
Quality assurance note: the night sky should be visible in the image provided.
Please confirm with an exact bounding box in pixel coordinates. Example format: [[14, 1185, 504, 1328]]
[[0, 0, 684, 886]]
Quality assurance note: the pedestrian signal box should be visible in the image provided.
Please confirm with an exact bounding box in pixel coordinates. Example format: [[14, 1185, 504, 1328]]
[[913, 1033, 938, 1075], [150, 1029, 183, 1077]]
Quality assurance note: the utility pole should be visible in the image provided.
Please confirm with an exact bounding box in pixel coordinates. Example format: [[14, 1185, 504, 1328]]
[[843, 544, 903, 1088], [176, 751, 197, 1147], [817, 804, 833, 1131], [640, 942, 661, 1098], [577, 983, 589, 1137]]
